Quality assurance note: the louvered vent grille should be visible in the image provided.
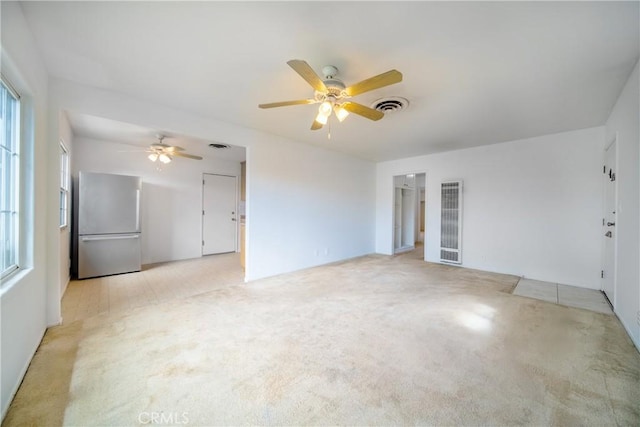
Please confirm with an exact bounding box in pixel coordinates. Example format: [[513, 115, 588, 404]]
[[440, 250, 458, 261], [440, 181, 462, 264]]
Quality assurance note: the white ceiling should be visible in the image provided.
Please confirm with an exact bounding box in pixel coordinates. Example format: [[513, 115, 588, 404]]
[[66, 112, 247, 162], [21, 1, 640, 162]]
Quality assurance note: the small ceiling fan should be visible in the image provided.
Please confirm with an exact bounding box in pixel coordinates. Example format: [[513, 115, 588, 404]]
[[146, 135, 202, 163], [259, 59, 403, 130]]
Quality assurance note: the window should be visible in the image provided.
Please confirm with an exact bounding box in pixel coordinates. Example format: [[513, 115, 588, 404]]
[[59, 141, 69, 227], [1, 78, 20, 279]]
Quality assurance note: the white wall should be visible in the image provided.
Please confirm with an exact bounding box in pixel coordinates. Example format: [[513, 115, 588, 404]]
[[0, 2, 51, 418], [59, 112, 73, 295], [605, 60, 639, 350], [247, 139, 376, 280], [48, 79, 377, 281], [72, 136, 241, 265], [377, 127, 605, 289]]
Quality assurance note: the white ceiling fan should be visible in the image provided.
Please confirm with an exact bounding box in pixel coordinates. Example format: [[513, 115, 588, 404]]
[[145, 135, 202, 163]]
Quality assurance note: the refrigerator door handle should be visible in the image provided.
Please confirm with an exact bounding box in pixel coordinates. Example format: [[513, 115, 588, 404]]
[[81, 235, 140, 242], [135, 189, 141, 232]]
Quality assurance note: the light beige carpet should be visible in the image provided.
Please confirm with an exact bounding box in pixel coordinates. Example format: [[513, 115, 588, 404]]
[[4, 252, 640, 426]]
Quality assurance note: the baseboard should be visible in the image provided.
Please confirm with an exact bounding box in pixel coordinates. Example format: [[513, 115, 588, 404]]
[[1, 327, 47, 421], [245, 252, 379, 282], [616, 311, 640, 354], [394, 245, 415, 254], [61, 275, 70, 297]]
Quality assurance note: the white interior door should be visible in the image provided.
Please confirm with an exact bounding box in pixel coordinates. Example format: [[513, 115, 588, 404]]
[[202, 174, 237, 255], [602, 141, 617, 304]]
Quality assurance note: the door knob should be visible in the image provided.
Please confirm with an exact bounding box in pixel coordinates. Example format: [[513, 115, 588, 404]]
[[607, 222, 615, 226], [231, 218, 236, 221], [605, 231, 612, 238]]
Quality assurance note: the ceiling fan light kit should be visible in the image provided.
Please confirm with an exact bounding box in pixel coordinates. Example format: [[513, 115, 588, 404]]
[[259, 59, 403, 131], [145, 135, 203, 164], [148, 151, 171, 164], [334, 105, 349, 122]]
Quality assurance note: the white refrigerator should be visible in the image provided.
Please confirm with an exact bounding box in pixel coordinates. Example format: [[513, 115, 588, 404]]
[[77, 171, 142, 279]]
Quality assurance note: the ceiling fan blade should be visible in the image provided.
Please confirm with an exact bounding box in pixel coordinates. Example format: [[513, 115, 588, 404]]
[[259, 99, 317, 109], [165, 146, 185, 152], [172, 152, 203, 160], [344, 70, 403, 97], [287, 59, 327, 93], [342, 102, 384, 121], [310, 119, 323, 131], [150, 143, 181, 151]]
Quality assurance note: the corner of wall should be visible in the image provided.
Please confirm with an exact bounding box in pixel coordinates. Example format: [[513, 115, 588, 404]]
[[604, 57, 640, 351]]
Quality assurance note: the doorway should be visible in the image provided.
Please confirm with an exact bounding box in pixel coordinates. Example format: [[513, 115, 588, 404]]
[[393, 173, 426, 254], [202, 173, 238, 255], [602, 138, 617, 306]]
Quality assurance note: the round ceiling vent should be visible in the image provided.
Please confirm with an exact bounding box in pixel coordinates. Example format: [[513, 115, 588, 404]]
[[209, 143, 230, 149], [371, 97, 409, 113]]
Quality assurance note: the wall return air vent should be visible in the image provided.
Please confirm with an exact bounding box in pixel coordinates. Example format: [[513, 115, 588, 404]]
[[440, 180, 463, 264]]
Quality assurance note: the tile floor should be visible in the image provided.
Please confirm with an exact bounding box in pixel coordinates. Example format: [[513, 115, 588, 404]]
[[513, 278, 613, 314]]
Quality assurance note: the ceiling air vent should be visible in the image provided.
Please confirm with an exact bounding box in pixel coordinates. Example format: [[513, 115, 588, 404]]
[[209, 143, 230, 149], [371, 97, 409, 113]]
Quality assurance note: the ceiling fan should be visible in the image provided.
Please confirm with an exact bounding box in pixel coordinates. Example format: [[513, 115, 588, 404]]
[[146, 135, 202, 164], [259, 59, 403, 130]]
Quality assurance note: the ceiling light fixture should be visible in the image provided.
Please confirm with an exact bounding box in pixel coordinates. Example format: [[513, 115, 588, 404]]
[[315, 99, 332, 125], [319, 99, 333, 116], [145, 134, 202, 163], [315, 111, 329, 125], [315, 96, 346, 126], [334, 105, 349, 122]]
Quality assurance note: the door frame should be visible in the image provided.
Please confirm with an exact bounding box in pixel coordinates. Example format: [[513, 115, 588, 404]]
[[201, 173, 239, 256], [391, 171, 427, 257], [601, 135, 618, 308]]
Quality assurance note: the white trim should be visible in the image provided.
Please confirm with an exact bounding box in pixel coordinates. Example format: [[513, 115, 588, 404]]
[[59, 140, 70, 228], [601, 135, 617, 309], [0, 77, 22, 281], [390, 170, 427, 256], [0, 73, 20, 99]]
